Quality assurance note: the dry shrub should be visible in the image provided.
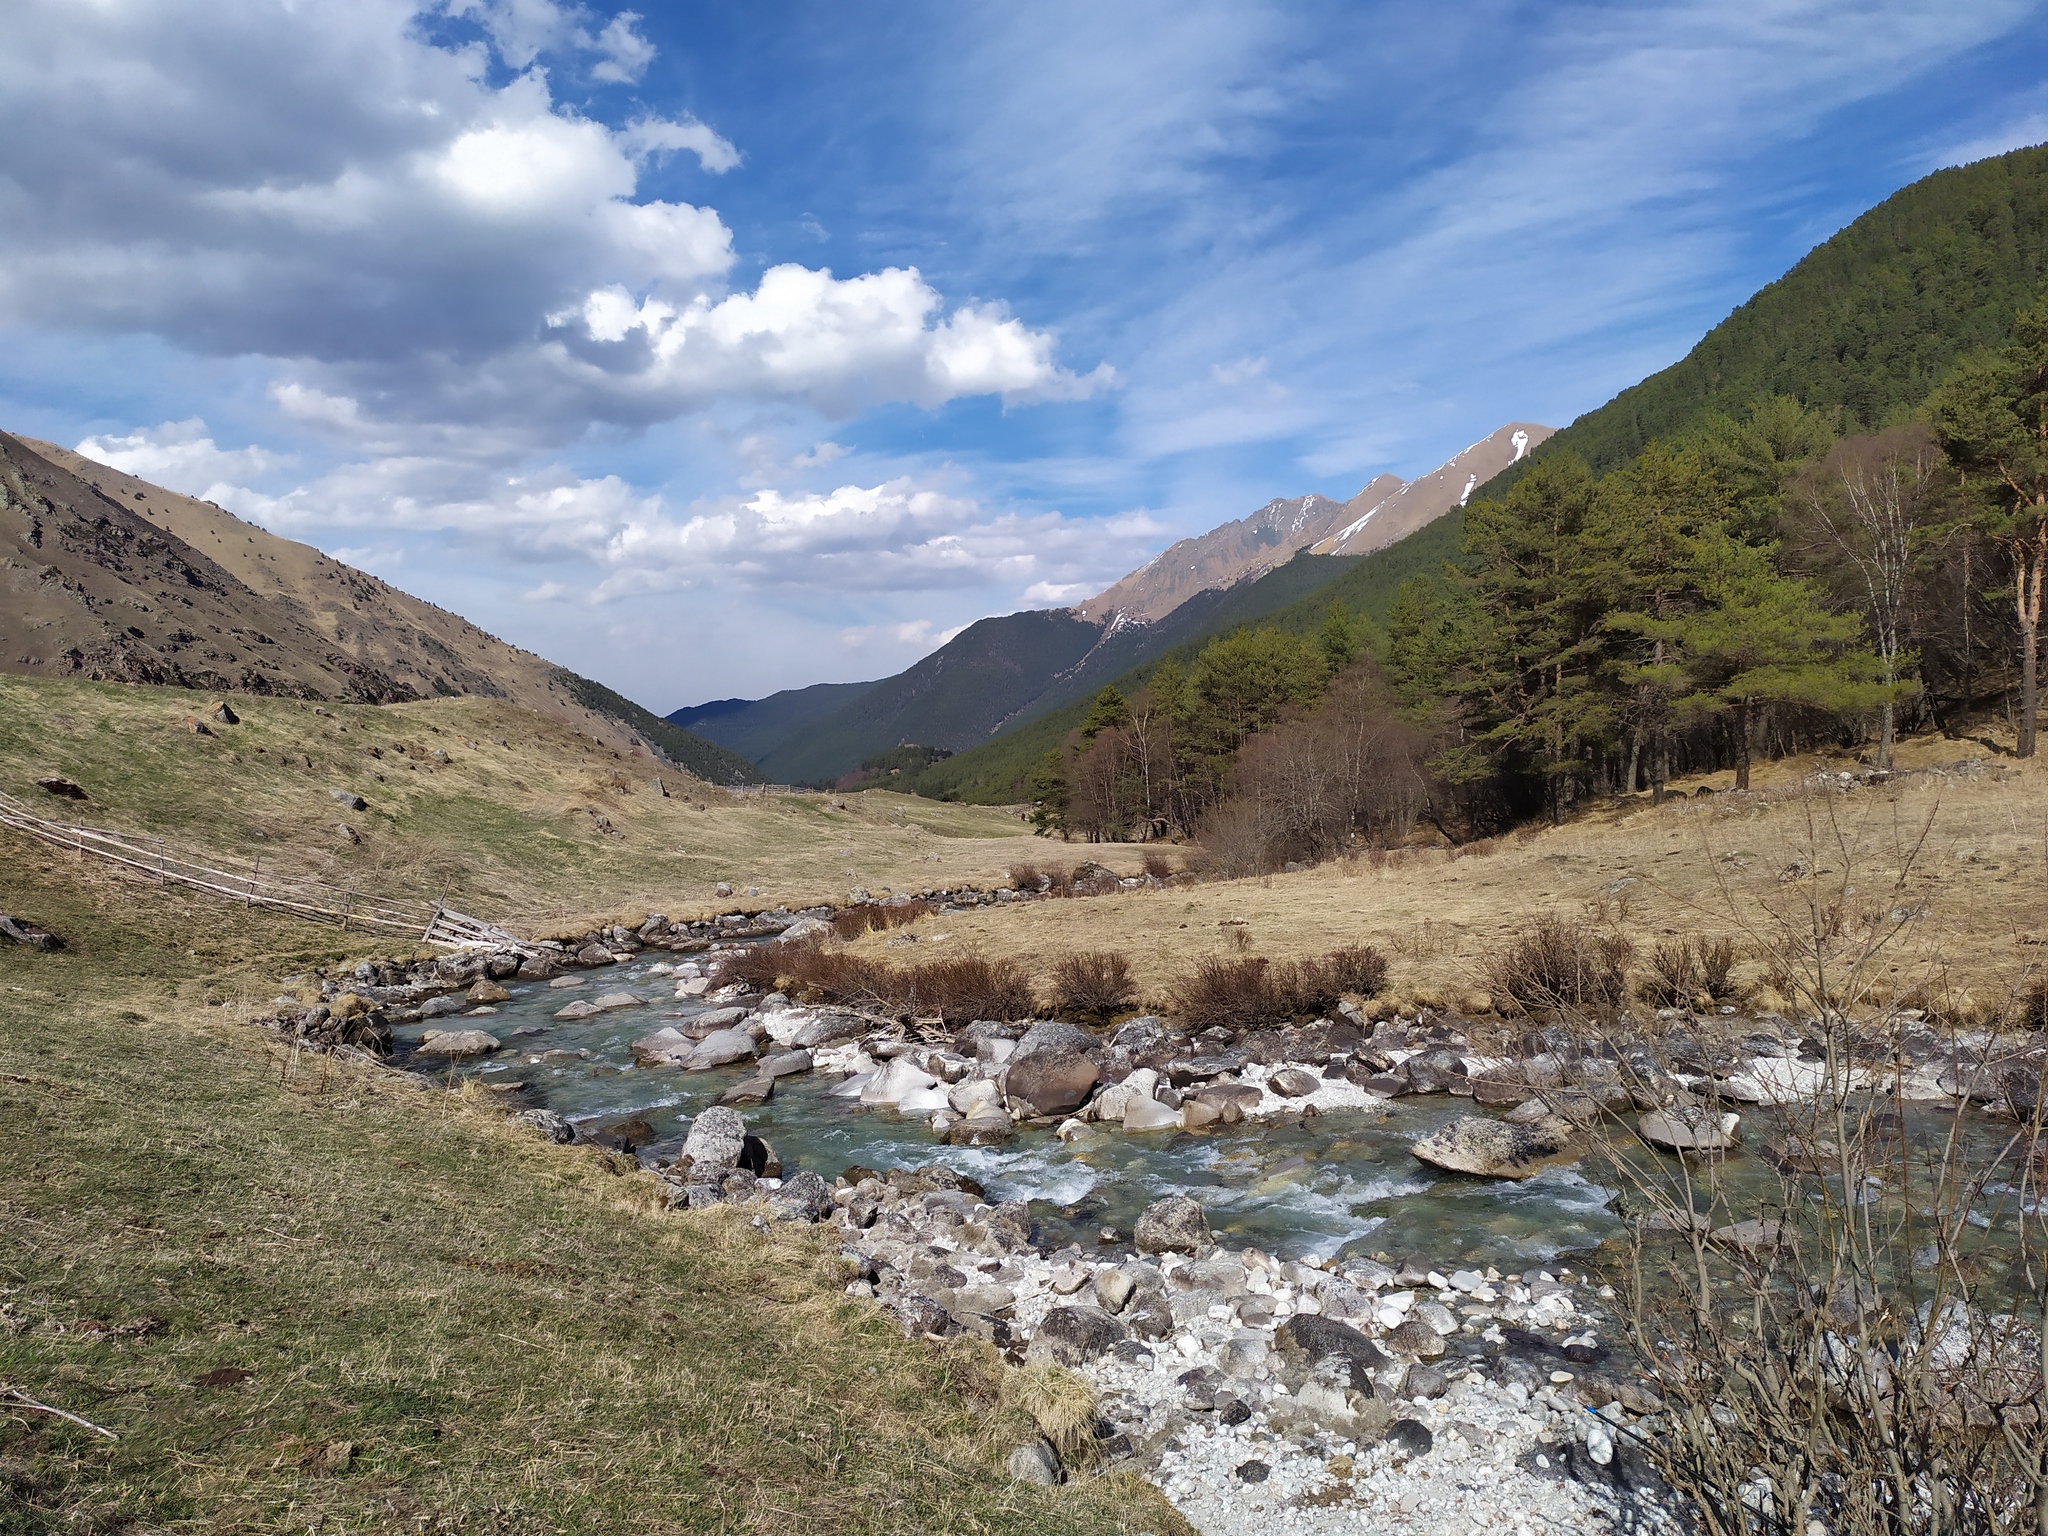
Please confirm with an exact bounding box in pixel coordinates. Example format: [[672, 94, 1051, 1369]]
[[717, 938, 1031, 1022], [1171, 955, 1274, 1033], [1173, 944, 1387, 1028], [1271, 945, 1388, 1015], [1639, 938, 1699, 1007], [831, 905, 880, 940], [1002, 1365, 1099, 1467], [1698, 935, 1739, 1000], [2016, 971, 2048, 1031], [1457, 837, 1499, 859], [1140, 849, 1176, 880], [1485, 916, 1631, 1015], [913, 954, 1036, 1024], [713, 943, 788, 989], [831, 899, 934, 939], [1006, 861, 1044, 893], [1047, 950, 1135, 1019]]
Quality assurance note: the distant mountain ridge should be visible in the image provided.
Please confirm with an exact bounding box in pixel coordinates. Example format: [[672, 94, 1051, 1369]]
[[667, 424, 1545, 784], [4, 433, 759, 784]]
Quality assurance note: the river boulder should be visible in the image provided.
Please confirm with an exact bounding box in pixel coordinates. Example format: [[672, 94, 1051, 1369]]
[[1637, 1106, 1739, 1152], [415, 1029, 498, 1058], [1409, 1115, 1566, 1179], [681, 1106, 746, 1171], [1134, 1194, 1211, 1253], [683, 1029, 757, 1071], [1005, 1020, 1102, 1116]]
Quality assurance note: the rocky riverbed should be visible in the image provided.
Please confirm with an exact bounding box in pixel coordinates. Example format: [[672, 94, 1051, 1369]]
[[249, 923, 2048, 1533]]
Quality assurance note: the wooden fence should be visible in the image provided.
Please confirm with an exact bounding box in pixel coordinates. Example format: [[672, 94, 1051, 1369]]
[[0, 789, 531, 953]]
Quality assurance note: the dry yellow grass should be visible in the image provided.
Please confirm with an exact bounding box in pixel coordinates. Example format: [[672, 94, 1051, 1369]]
[[0, 675, 1153, 937], [848, 737, 2048, 1020]]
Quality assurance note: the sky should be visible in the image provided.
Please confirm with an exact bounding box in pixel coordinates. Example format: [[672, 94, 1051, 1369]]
[[4, 2, 2047, 712]]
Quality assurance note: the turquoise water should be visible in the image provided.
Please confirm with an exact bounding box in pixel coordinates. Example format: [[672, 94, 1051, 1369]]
[[396, 957, 2033, 1275]]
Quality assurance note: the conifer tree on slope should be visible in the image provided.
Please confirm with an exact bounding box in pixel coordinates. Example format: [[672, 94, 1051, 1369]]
[[1929, 297, 2048, 757]]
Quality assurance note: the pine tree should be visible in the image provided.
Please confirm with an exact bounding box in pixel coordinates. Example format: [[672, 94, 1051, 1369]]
[[1318, 600, 1361, 673], [1928, 297, 2048, 757], [1080, 685, 1131, 740], [1613, 530, 1882, 789]]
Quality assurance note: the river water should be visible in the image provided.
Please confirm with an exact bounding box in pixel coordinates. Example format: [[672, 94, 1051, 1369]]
[[394, 955, 2037, 1280]]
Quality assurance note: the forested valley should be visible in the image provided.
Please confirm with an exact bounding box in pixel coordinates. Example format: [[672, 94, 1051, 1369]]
[[1026, 300, 2048, 871]]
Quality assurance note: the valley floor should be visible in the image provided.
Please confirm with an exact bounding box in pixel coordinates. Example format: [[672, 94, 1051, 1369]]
[[0, 863, 1179, 1534], [860, 733, 2047, 1025]]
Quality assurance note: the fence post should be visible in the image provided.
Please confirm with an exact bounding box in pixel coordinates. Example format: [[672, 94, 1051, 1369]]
[[157, 838, 166, 885], [247, 857, 258, 909], [341, 889, 353, 933]]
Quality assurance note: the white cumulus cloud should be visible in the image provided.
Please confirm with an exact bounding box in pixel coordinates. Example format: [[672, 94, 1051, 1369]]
[[75, 420, 290, 500]]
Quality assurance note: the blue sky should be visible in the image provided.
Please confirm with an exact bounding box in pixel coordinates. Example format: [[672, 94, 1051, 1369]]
[[4, 1, 2046, 709]]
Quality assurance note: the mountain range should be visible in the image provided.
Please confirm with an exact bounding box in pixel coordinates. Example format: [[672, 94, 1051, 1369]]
[[0, 432, 759, 784], [669, 421, 1552, 784]]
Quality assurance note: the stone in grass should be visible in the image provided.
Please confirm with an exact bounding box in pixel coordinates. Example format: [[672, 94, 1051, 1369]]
[[1409, 1115, 1566, 1179], [414, 1029, 498, 1058], [1006, 1438, 1061, 1486], [514, 1108, 574, 1144], [681, 1106, 747, 1173], [329, 788, 367, 811], [1024, 1304, 1128, 1368], [1133, 1194, 1211, 1254]]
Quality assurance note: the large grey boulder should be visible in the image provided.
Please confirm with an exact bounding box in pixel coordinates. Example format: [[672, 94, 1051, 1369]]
[[630, 1027, 693, 1063], [1409, 1115, 1566, 1180], [684, 1029, 758, 1071], [681, 1106, 747, 1172], [790, 1011, 867, 1048], [775, 916, 834, 944], [555, 999, 602, 1021], [1275, 1315, 1391, 1388], [763, 1170, 833, 1222], [1024, 1304, 1128, 1367], [1134, 1195, 1211, 1254], [418, 995, 468, 1019], [1005, 1020, 1102, 1116]]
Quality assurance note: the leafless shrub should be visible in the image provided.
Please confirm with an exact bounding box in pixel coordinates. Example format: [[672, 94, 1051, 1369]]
[[1578, 785, 2048, 1535], [1698, 935, 1739, 1001], [713, 943, 787, 989], [913, 954, 1036, 1024], [1047, 950, 1136, 1019], [1171, 955, 1274, 1033], [1485, 916, 1632, 1015], [1271, 944, 1389, 1015], [1640, 939, 1700, 1008], [1141, 849, 1176, 880], [713, 940, 1033, 1022], [1171, 945, 1387, 1028], [1007, 862, 1045, 893]]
